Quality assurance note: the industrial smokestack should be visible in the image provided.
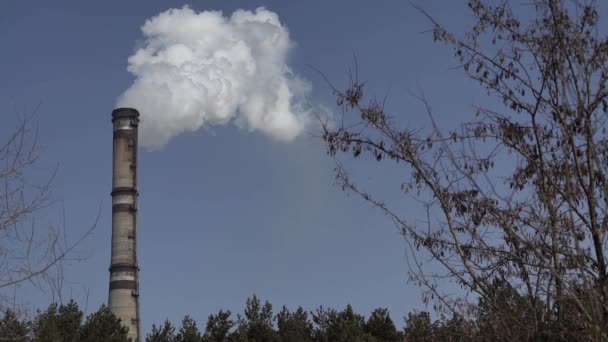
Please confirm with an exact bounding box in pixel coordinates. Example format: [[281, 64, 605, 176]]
[[109, 108, 141, 341]]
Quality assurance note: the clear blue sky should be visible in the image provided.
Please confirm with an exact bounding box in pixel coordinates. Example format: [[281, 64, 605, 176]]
[[1, 0, 480, 332]]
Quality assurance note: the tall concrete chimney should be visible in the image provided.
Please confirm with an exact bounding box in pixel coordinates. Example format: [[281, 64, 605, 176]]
[[109, 108, 141, 341]]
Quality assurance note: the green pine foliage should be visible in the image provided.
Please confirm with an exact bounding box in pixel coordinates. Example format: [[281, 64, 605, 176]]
[[0, 309, 29, 340], [32, 300, 83, 342], [80, 305, 130, 342], [9, 290, 597, 341], [176, 316, 203, 342], [202, 310, 234, 342], [150, 296, 403, 342], [276, 306, 313, 342], [0, 301, 130, 342], [146, 320, 177, 342], [365, 308, 400, 342]]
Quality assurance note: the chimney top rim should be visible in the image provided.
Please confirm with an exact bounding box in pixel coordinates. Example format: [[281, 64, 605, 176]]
[[112, 108, 140, 122]]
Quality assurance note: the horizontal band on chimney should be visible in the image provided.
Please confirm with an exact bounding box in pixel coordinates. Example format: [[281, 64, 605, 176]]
[[113, 129, 137, 140], [109, 280, 138, 290], [111, 187, 138, 196], [112, 203, 137, 213], [109, 263, 139, 272]]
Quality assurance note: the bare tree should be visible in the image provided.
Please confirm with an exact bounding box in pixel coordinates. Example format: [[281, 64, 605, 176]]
[[321, 0, 608, 340], [0, 110, 96, 312]]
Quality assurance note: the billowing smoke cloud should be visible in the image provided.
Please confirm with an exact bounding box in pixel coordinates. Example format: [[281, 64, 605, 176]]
[[117, 6, 312, 149]]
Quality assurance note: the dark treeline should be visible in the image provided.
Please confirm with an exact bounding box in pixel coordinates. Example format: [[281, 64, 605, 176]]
[[0, 300, 128, 341], [144, 284, 599, 342], [1, 280, 594, 341]]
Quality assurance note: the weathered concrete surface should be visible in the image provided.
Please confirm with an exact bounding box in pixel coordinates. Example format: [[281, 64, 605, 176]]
[[109, 108, 141, 341]]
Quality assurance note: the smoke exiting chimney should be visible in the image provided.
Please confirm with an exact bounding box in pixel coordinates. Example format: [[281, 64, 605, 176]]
[[117, 6, 314, 150], [109, 108, 141, 341]]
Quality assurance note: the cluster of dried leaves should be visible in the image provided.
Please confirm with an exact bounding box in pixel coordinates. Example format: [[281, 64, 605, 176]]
[[322, 0, 608, 340]]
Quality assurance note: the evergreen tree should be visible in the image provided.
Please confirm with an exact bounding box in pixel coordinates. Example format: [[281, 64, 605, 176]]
[[403, 311, 434, 342], [312, 305, 376, 342], [232, 295, 279, 342], [311, 306, 332, 342], [33, 300, 83, 342], [176, 315, 202, 342], [146, 320, 176, 342], [434, 314, 475, 342], [202, 310, 233, 342], [0, 310, 29, 341], [276, 306, 313, 342], [364, 308, 399, 342], [79, 305, 130, 342], [475, 279, 543, 341]]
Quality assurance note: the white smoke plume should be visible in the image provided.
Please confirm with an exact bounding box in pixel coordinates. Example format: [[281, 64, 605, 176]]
[[117, 6, 312, 149]]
